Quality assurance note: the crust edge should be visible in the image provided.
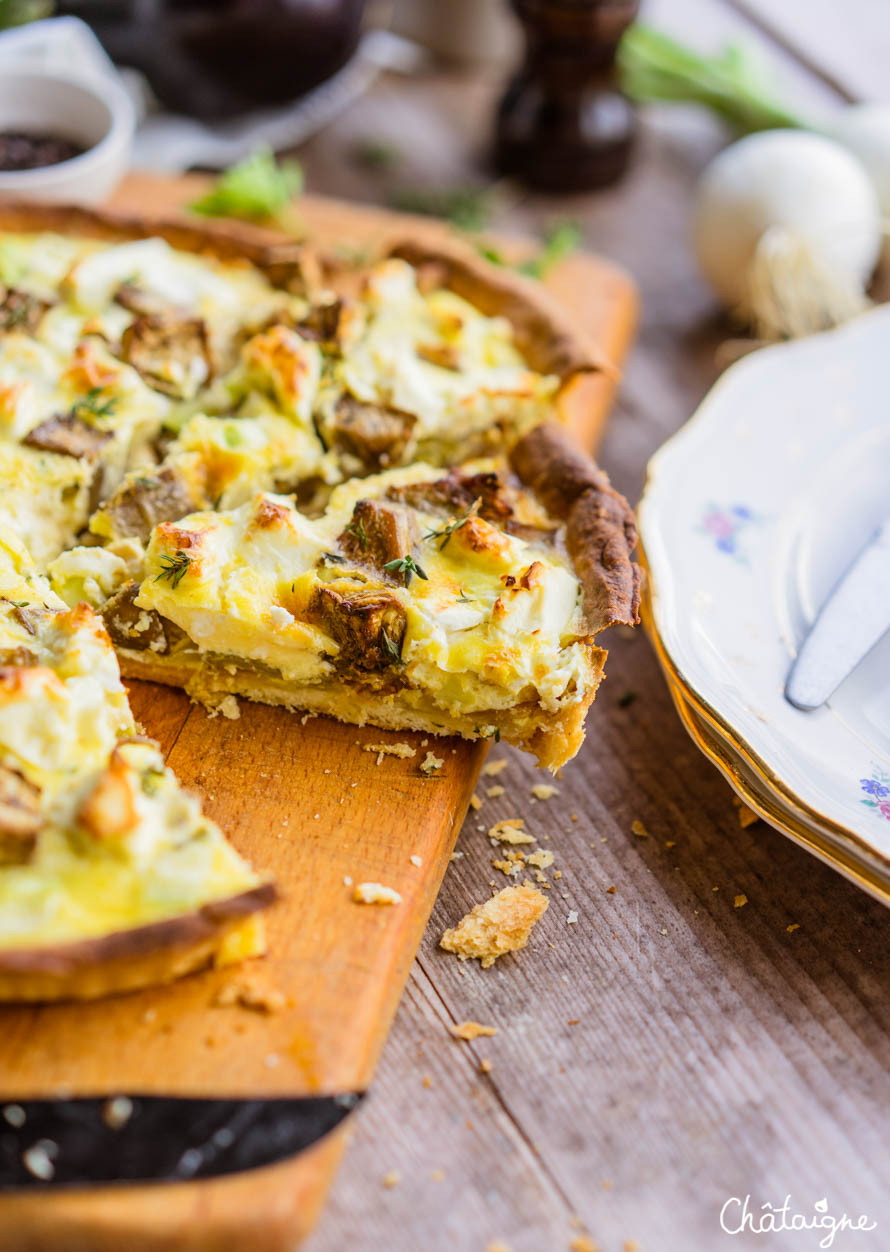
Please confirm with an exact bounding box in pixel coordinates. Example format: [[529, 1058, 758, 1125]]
[[510, 421, 642, 634], [386, 233, 616, 383], [0, 883, 276, 1001]]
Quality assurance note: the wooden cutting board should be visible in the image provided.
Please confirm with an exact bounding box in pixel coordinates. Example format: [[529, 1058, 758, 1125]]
[[0, 173, 636, 1251]]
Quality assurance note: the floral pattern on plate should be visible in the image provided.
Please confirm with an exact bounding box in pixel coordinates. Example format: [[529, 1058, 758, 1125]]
[[860, 767, 890, 823], [698, 503, 760, 562]]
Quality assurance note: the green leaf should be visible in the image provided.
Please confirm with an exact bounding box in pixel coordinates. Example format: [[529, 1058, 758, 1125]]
[[190, 148, 303, 223], [154, 551, 192, 590], [519, 221, 583, 279], [350, 139, 402, 171], [389, 185, 493, 232], [382, 554, 428, 587], [617, 23, 809, 134]]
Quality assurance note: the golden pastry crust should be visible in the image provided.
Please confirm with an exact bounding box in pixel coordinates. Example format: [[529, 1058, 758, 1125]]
[[385, 234, 613, 382], [0, 883, 275, 1001], [0, 201, 319, 296], [510, 421, 642, 633]]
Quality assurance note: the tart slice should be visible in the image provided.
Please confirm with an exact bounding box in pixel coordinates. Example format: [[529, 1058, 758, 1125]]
[[0, 539, 273, 1001], [94, 423, 639, 771]]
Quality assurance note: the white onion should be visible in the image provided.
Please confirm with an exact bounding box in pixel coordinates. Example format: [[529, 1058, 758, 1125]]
[[823, 103, 890, 260], [693, 130, 881, 322]]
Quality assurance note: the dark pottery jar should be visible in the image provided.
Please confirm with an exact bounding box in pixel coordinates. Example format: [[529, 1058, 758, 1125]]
[[55, 0, 367, 119]]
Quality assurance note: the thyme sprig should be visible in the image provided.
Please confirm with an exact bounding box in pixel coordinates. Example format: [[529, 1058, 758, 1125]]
[[346, 517, 368, 549], [380, 628, 402, 665], [72, 386, 117, 422], [423, 497, 482, 550], [154, 550, 192, 589], [383, 554, 428, 587]]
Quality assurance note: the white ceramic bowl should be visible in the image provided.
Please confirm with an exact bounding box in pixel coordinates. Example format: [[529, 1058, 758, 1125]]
[[0, 70, 134, 204]]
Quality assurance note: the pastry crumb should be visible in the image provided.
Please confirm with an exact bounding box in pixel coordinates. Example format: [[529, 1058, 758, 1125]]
[[567, 910, 579, 925], [420, 751, 444, 775], [214, 975, 286, 1013], [531, 783, 558, 800], [570, 1236, 600, 1252], [526, 849, 554, 870], [482, 759, 508, 777], [631, 819, 649, 838], [431, 1167, 445, 1182], [479, 1058, 493, 1073], [217, 694, 240, 720], [484, 1242, 513, 1252], [469, 792, 482, 810], [354, 882, 402, 905], [364, 741, 416, 765], [441, 884, 548, 968], [734, 894, 748, 909], [449, 1020, 498, 1041], [487, 784, 505, 798], [422, 1075, 433, 1089], [786, 923, 800, 933], [489, 818, 534, 845], [382, 1169, 401, 1189], [606, 886, 616, 894]]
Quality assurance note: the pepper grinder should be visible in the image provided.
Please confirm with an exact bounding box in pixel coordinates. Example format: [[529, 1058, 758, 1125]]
[[493, 0, 640, 191]]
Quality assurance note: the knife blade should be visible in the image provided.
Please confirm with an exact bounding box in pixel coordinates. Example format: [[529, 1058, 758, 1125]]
[[785, 516, 890, 711]]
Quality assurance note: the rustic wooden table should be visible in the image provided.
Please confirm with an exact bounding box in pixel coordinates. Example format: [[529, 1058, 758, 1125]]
[[300, 4, 890, 1249]]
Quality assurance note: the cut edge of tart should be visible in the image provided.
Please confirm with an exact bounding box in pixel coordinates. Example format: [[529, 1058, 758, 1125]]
[[92, 422, 640, 772]]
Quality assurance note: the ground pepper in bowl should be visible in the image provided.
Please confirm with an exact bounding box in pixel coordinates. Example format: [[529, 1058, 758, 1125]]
[[0, 131, 85, 172]]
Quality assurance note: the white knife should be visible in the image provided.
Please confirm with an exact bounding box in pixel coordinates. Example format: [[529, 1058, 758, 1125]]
[[785, 516, 890, 711]]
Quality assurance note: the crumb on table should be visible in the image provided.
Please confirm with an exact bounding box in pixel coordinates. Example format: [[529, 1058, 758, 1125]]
[[440, 884, 548, 968], [489, 818, 534, 845], [449, 1020, 498, 1041]]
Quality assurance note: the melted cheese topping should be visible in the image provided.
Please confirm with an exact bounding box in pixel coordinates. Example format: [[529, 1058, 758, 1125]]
[[0, 579, 260, 948], [321, 259, 559, 454], [137, 464, 594, 717]]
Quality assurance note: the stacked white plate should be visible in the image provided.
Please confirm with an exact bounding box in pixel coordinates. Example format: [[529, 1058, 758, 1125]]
[[639, 305, 890, 903]]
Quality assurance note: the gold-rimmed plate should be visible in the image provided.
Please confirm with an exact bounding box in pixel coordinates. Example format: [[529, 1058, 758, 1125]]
[[638, 306, 890, 899]]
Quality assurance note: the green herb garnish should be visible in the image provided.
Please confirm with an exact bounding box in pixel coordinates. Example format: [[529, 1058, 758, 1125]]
[[154, 550, 192, 589], [383, 554, 428, 587], [345, 517, 368, 550], [141, 767, 165, 796], [350, 138, 401, 171], [423, 497, 482, 550], [72, 386, 116, 421], [389, 185, 493, 232], [380, 628, 402, 665], [190, 147, 304, 223], [519, 221, 583, 279]]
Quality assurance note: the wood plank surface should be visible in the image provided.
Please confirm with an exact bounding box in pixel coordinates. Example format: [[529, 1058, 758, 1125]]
[[278, 3, 890, 1250], [0, 175, 636, 1249]]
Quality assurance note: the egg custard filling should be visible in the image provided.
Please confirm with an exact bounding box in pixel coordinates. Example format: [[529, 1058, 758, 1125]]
[[0, 535, 271, 1001], [61, 459, 611, 771]]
